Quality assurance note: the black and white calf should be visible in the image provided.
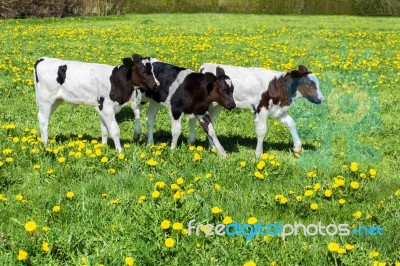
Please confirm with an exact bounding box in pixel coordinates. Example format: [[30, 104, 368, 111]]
[[131, 61, 235, 157], [34, 54, 159, 152], [192, 63, 324, 157]]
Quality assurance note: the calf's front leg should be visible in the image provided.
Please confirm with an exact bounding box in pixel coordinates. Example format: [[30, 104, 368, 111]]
[[254, 107, 269, 157], [197, 113, 227, 158], [278, 113, 302, 157]]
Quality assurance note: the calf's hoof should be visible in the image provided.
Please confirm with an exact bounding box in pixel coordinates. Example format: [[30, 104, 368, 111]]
[[293, 149, 302, 158]]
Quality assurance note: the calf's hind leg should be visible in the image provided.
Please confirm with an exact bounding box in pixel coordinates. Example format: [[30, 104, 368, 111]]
[[37, 99, 62, 143], [98, 104, 122, 152]]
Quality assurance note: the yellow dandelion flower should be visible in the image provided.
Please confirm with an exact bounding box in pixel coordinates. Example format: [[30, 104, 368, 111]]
[[205, 173, 212, 179], [359, 173, 367, 178], [5, 157, 13, 163], [172, 222, 183, 230], [280, 197, 288, 204], [42, 226, 49, 232], [296, 196, 303, 201], [164, 237, 175, 248], [345, 244, 355, 251], [137, 195, 146, 203], [369, 168, 377, 176], [33, 164, 41, 169], [100, 156, 108, 163], [2, 148, 12, 155], [108, 168, 116, 174], [212, 206, 223, 214], [350, 181, 360, 189], [66, 191, 74, 199], [160, 220, 171, 229], [304, 190, 314, 196], [223, 216, 233, 225], [176, 177, 184, 185], [257, 161, 266, 170], [324, 190, 332, 198], [155, 181, 165, 189], [337, 248, 346, 254], [24, 221, 38, 234], [240, 161, 246, 167], [15, 194, 24, 201], [152, 191, 160, 198], [327, 242, 340, 252], [57, 157, 65, 163], [125, 256, 134, 266], [118, 153, 125, 160], [314, 183, 321, 191], [370, 251, 380, 258], [17, 249, 28, 261], [243, 260, 256, 266], [193, 152, 201, 161], [189, 146, 195, 151], [52, 205, 61, 213], [214, 183, 221, 190], [247, 217, 258, 225], [350, 162, 358, 172], [310, 203, 318, 210], [254, 171, 264, 180], [338, 198, 346, 205], [146, 158, 158, 166], [353, 211, 362, 219], [42, 242, 50, 253], [196, 146, 204, 151], [171, 183, 179, 191], [307, 171, 316, 178], [173, 191, 182, 200]]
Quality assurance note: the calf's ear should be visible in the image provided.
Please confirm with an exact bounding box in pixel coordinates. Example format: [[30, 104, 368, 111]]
[[216, 66, 225, 77], [132, 54, 142, 63], [122, 58, 134, 68], [298, 65, 309, 75], [204, 72, 216, 84]]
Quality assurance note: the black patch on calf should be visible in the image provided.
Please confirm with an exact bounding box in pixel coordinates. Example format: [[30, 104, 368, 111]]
[[97, 96, 105, 111], [143, 62, 186, 103], [56, 65, 67, 85], [170, 72, 210, 119], [256, 74, 290, 112], [34, 58, 44, 83], [109, 66, 134, 105]]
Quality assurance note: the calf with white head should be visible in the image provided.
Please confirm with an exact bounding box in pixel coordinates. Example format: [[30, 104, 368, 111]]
[[194, 63, 324, 157], [34, 54, 159, 152]]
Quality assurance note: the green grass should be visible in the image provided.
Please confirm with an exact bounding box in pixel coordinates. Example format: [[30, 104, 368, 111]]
[[0, 13, 400, 265]]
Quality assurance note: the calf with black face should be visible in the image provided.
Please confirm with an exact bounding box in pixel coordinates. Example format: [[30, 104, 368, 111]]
[[131, 62, 235, 157]]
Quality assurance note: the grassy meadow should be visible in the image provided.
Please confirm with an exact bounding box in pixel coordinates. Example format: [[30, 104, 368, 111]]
[[0, 14, 400, 265]]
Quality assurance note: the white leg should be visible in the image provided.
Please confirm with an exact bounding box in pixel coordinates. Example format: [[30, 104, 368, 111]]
[[197, 113, 227, 158], [254, 107, 269, 157], [188, 117, 197, 145], [99, 105, 122, 152], [131, 90, 142, 141], [207, 104, 223, 148], [170, 114, 182, 149], [100, 118, 109, 145], [37, 100, 61, 143], [146, 100, 160, 145], [279, 113, 302, 157]]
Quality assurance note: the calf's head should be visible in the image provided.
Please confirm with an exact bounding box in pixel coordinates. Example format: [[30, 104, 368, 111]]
[[122, 54, 160, 90], [205, 67, 236, 110], [287, 65, 324, 104]]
